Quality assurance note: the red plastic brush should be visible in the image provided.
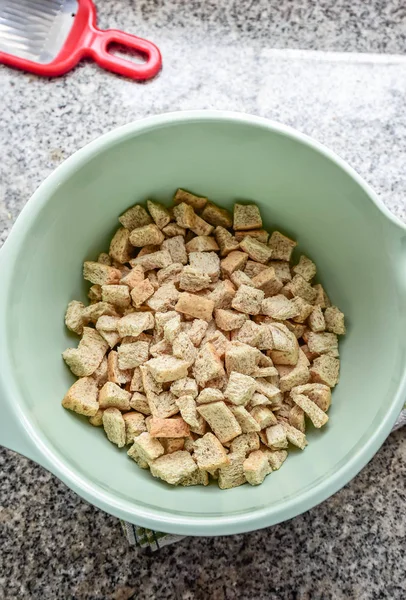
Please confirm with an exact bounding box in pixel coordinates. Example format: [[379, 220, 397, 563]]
[[0, 0, 162, 80]]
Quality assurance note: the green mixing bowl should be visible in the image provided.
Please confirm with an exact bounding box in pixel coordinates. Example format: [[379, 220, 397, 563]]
[[0, 111, 405, 536]]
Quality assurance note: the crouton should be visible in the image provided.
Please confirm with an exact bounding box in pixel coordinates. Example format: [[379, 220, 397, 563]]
[[63, 327, 108, 377], [162, 223, 186, 237], [187, 319, 209, 346], [145, 354, 189, 383], [248, 392, 272, 408], [147, 199, 171, 229], [250, 405, 277, 428], [173, 202, 196, 228], [193, 433, 230, 470], [285, 274, 317, 304], [214, 308, 248, 331], [157, 263, 183, 286], [196, 388, 225, 404], [163, 315, 181, 343], [159, 438, 185, 454], [201, 202, 233, 228], [98, 381, 131, 410], [208, 280, 236, 309], [175, 292, 214, 322], [278, 355, 310, 393], [109, 227, 133, 264], [231, 284, 265, 315], [189, 251, 220, 282], [230, 270, 256, 289], [243, 451, 269, 485], [235, 229, 268, 244], [147, 283, 180, 312], [117, 341, 148, 370], [225, 342, 259, 375], [251, 268, 283, 298], [129, 224, 165, 247], [88, 285, 102, 303], [214, 226, 240, 256], [233, 203, 262, 231], [308, 306, 326, 332], [146, 271, 159, 290], [221, 251, 249, 278], [65, 300, 86, 335], [130, 432, 165, 462], [233, 320, 262, 347], [117, 312, 154, 338], [127, 279, 154, 307], [224, 372, 256, 405], [310, 355, 340, 387], [170, 377, 199, 399], [132, 250, 173, 271], [269, 323, 299, 366], [292, 255, 316, 282], [179, 266, 211, 292], [148, 391, 180, 418], [261, 295, 300, 320], [244, 260, 269, 278], [265, 424, 288, 449], [139, 365, 163, 399], [130, 392, 151, 415], [289, 405, 306, 433], [83, 261, 122, 286], [161, 235, 188, 265], [267, 450, 288, 470], [135, 244, 160, 258], [91, 355, 109, 387], [174, 189, 208, 211], [102, 408, 126, 447], [324, 306, 346, 335], [218, 452, 246, 489], [230, 406, 261, 433], [239, 236, 273, 264], [88, 408, 104, 427], [175, 396, 206, 435], [149, 416, 190, 438], [250, 366, 279, 378], [269, 261, 292, 284], [255, 378, 282, 403], [123, 412, 147, 444], [291, 383, 332, 412], [280, 422, 308, 449], [190, 213, 214, 237], [313, 284, 332, 309], [268, 231, 297, 261], [186, 236, 219, 253], [290, 296, 314, 323], [193, 342, 225, 387], [197, 401, 242, 443], [81, 302, 118, 324], [62, 377, 99, 416], [119, 204, 151, 230], [172, 333, 197, 367], [101, 285, 131, 308], [95, 315, 120, 333], [307, 332, 338, 356], [98, 252, 111, 265], [150, 450, 198, 485], [229, 433, 260, 456]]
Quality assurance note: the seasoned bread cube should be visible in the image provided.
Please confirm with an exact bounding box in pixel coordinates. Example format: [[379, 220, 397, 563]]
[[119, 204, 151, 230], [218, 452, 246, 489], [251, 267, 283, 297], [230, 406, 261, 433], [231, 284, 264, 315], [63, 327, 108, 377], [162, 223, 186, 237], [310, 355, 340, 387], [289, 405, 306, 433], [83, 262, 122, 286], [196, 388, 225, 404], [193, 433, 230, 471], [293, 255, 316, 282], [230, 270, 256, 289], [201, 202, 233, 228], [123, 412, 147, 444], [173, 202, 196, 228], [109, 227, 133, 264], [150, 450, 198, 485], [185, 235, 219, 253], [147, 199, 171, 229], [89, 408, 104, 427], [180, 469, 209, 486], [130, 392, 151, 415], [159, 438, 185, 454], [62, 377, 99, 416], [170, 377, 199, 399], [190, 213, 214, 237], [88, 285, 102, 303], [157, 263, 183, 286], [149, 416, 190, 438], [250, 405, 277, 429], [102, 408, 126, 447], [313, 284, 332, 309], [147, 283, 180, 312], [175, 292, 214, 321], [132, 250, 172, 271], [172, 332, 197, 366], [101, 285, 131, 308], [189, 251, 220, 282], [265, 424, 288, 449], [130, 432, 165, 462], [235, 229, 269, 244], [175, 395, 206, 434], [225, 342, 259, 375], [186, 319, 209, 346], [221, 251, 249, 278], [129, 224, 165, 247], [148, 391, 179, 418], [197, 401, 242, 443], [107, 350, 132, 385], [214, 226, 240, 256], [162, 235, 188, 265], [230, 433, 260, 456], [233, 203, 262, 231], [307, 332, 338, 356], [99, 381, 131, 410], [208, 280, 236, 309], [324, 306, 346, 335], [261, 295, 300, 320], [65, 300, 86, 335], [117, 341, 149, 369], [239, 236, 273, 264], [291, 296, 314, 323], [193, 342, 225, 387], [224, 371, 256, 405], [285, 274, 317, 304], [173, 189, 208, 211], [214, 308, 248, 331], [267, 449, 288, 470], [268, 231, 297, 261], [179, 266, 211, 292], [269, 260, 292, 284], [243, 450, 269, 485], [308, 306, 326, 332], [244, 260, 269, 278], [130, 279, 155, 307], [254, 378, 282, 403], [291, 383, 331, 412], [233, 320, 262, 347], [280, 422, 308, 449], [146, 355, 189, 382]]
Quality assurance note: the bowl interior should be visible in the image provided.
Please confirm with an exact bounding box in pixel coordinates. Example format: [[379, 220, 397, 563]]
[[5, 116, 406, 531]]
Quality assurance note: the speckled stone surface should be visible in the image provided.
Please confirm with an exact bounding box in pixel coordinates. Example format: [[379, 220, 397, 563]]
[[1, 1, 406, 598]]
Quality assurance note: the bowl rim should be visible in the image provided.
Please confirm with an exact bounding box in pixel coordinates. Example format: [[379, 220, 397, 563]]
[[1, 110, 405, 536]]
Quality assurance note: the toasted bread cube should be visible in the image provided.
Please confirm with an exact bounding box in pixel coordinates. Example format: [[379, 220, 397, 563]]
[[197, 401, 242, 443], [150, 450, 198, 485], [250, 405, 277, 428], [83, 261, 122, 286], [201, 202, 233, 228], [218, 452, 246, 489], [235, 229, 268, 244], [117, 312, 154, 337], [118, 341, 149, 369], [214, 226, 240, 256], [307, 332, 338, 356], [233, 204, 262, 231], [291, 383, 332, 412], [62, 377, 99, 416], [174, 189, 208, 211], [189, 251, 220, 282], [230, 270, 256, 289], [251, 267, 283, 298], [193, 342, 225, 387], [102, 407, 126, 447], [244, 261, 269, 278], [278, 358, 310, 393], [208, 280, 236, 309], [63, 327, 108, 377], [193, 433, 230, 471], [154, 311, 179, 337], [254, 379, 282, 403], [128, 278, 154, 307], [225, 343, 259, 375], [267, 449, 288, 470], [65, 300, 86, 335], [145, 355, 189, 383], [269, 260, 292, 284], [148, 391, 179, 418], [289, 405, 305, 433], [132, 250, 173, 272], [250, 365, 279, 378], [187, 319, 209, 346], [185, 235, 219, 253], [179, 469, 210, 486], [230, 433, 260, 456], [243, 450, 269, 485], [280, 422, 308, 449], [214, 308, 248, 331], [224, 372, 256, 405], [292, 393, 329, 429], [140, 365, 163, 398], [95, 315, 120, 333], [291, 296, 314, 323], [107, 351, 131, 385], [221, 251, 249, 278], [313, 283, 332, 309], [172, 333, 196, 366], [239, 236, 273, 264], [161, 235, 188, 265], [308, 305, 326, 332], [285, 274, 317, 304], [269, 323, 299, 366], [293, 255, 316, 282], [233, 320, 262, 347], [268, 231, 297, 261], [127, 445, 149, 469], [97, 329, 119, 349], [119, 204, 151, 230], [130, 392, 151, 415], [98, 252, 111, 265], [170, 377, 199, 399], [230, 406, 261, 433], [196, 388, 225, 404], [101, 285, 130, 308], [88, 408, 104, 426], [162, 223, 186, 237], [109, 227, 133, 264], [92, 355, 109, 387], [123, 412, 146, 444], [146, 199, 171, 229], [131, 431, 165, 462], [265, 424, 288, 449], [98, 381, 131, 410], [175, 396, 206, 435], [129, 224, 165, 247], [149, 416, 190, 438], [179, 266, 211, 292], [157, 263, 183, 286], [175, 292, 214, 322], [81, 301, 118, 324], [88, 285, 102, 303], [159, 438, 185, 454], [324, 306, 346, 335], [261, 295, 300, 320], [163, 315, 181, 343], [147, 283, 180, 312], [248, 392, 272, 408], [231, 284, 264, 315], [173, 202, 196, 228], [190, 213, 214, 237]]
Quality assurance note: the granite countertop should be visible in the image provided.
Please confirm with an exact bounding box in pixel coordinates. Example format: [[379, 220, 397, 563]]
[[1, 1, 406, 598]]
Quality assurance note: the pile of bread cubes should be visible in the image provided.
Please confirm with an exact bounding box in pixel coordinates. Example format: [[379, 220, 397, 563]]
[[62, 189, 345, 489]]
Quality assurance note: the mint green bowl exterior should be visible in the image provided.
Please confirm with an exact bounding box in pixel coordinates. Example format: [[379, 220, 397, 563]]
[[0, 111, 405, 536]]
